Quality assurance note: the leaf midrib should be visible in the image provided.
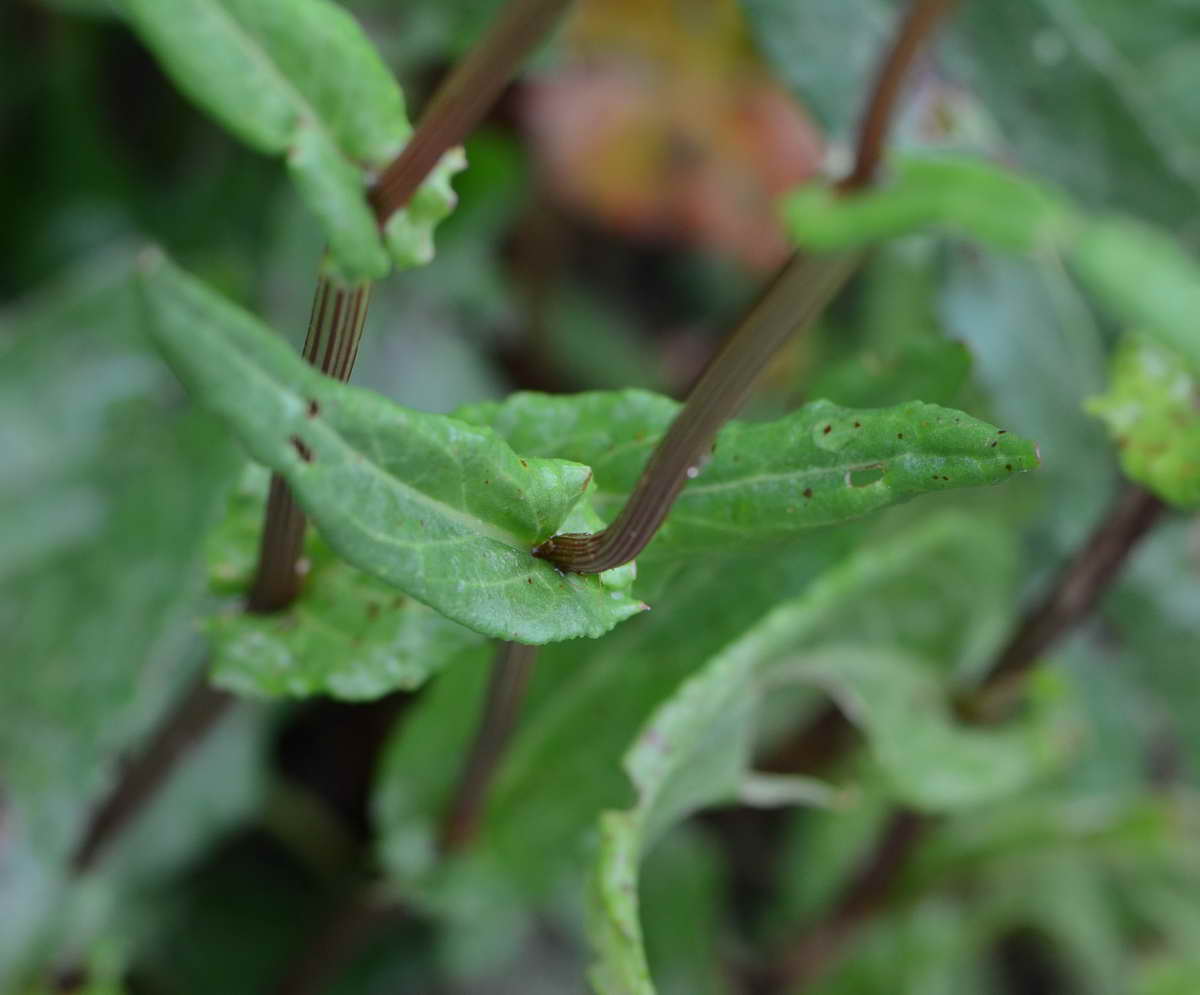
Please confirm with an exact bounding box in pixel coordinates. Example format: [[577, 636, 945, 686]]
[[204, 0, 341, 154]]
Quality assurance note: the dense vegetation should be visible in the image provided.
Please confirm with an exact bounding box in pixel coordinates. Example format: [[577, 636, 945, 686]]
[[3, 0, 1199, 992]]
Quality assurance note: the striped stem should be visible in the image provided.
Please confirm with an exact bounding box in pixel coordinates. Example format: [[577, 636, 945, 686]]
[[533, 252, 858, 573], [533, 0, 957, 575], [248, 275, 372, 613], [439, 641, 538, 853]]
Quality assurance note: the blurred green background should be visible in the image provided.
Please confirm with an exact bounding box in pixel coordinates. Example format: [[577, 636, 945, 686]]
[[3, 0, 1200, 993]]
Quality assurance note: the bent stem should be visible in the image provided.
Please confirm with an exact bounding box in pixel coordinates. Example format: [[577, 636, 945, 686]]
[[534, 252, 859, 571], [534, 0, 956, 574]]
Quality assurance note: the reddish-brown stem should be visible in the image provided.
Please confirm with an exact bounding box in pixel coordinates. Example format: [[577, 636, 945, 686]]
[[965, 484, 1165, 722], [71, 673, 234, 874], [762, 810, 931, 990], [439, 642, 538, 854], [533, 252, 858, 572], [272, 887, 406, 995], [369, 0, 574, 222], [837, 0, 958, 193], [73, 0, 572, 879], [248, 277, 371, 612], [534, 0, 955, 574], [253, 0, 574, 610]]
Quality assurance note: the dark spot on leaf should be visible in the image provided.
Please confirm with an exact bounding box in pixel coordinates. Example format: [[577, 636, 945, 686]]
[[823, 424, 832, 434], [1005, 464, 1013, 471], [990, 441, 997, 447], [853, 420, 861, 428], [897, 433, 904, 439], [527, 577, 533, 584], [290, 436, 313, 462], [998, 429, 1007, 434], [484, 479, 490, 485], [392, 596, 405, 608], [941, 475, 950, 481], [306, 399, 319, 417], [366, 602, 380, 620], [519, 458, 528, 468], [803, 488, 813, 499]]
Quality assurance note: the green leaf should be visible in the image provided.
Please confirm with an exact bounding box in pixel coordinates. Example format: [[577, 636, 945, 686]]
[[1107, 521, 1200, 782], [1070, 216, 1200, 376], [0, 259, 250, 987], [948, 0, 1200, 231], [781, 156, 1079, 255], [805, 239, 971, 410], [206, 467, 486, 699], [373, 527, 864, 893], [940, 249, 1112, 559], [121, 0, 463, 280], [458, 389, 1040, 558], [781, 153, 1200, 402], [744, 0, 1200, 232], [587, 517, 1063, 994], [1138, 955, 1200, 995], [637, 829, 729, 995], [802, 897, 987, 995], [137, 252, 645, 643], [738, 0, 890, 137], [806, 336, 971, 410], [373, 391, 1033, 898], [1086, 335, 1200, 508], [0, 259, 240, 853]]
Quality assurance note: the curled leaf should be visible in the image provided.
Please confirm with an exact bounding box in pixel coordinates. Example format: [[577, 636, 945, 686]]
[[782, 155, 1078, 255], [123, 0, 464, 280]]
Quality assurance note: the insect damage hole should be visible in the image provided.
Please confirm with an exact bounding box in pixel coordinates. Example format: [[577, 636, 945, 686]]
[[848, 465, 885, 487]]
